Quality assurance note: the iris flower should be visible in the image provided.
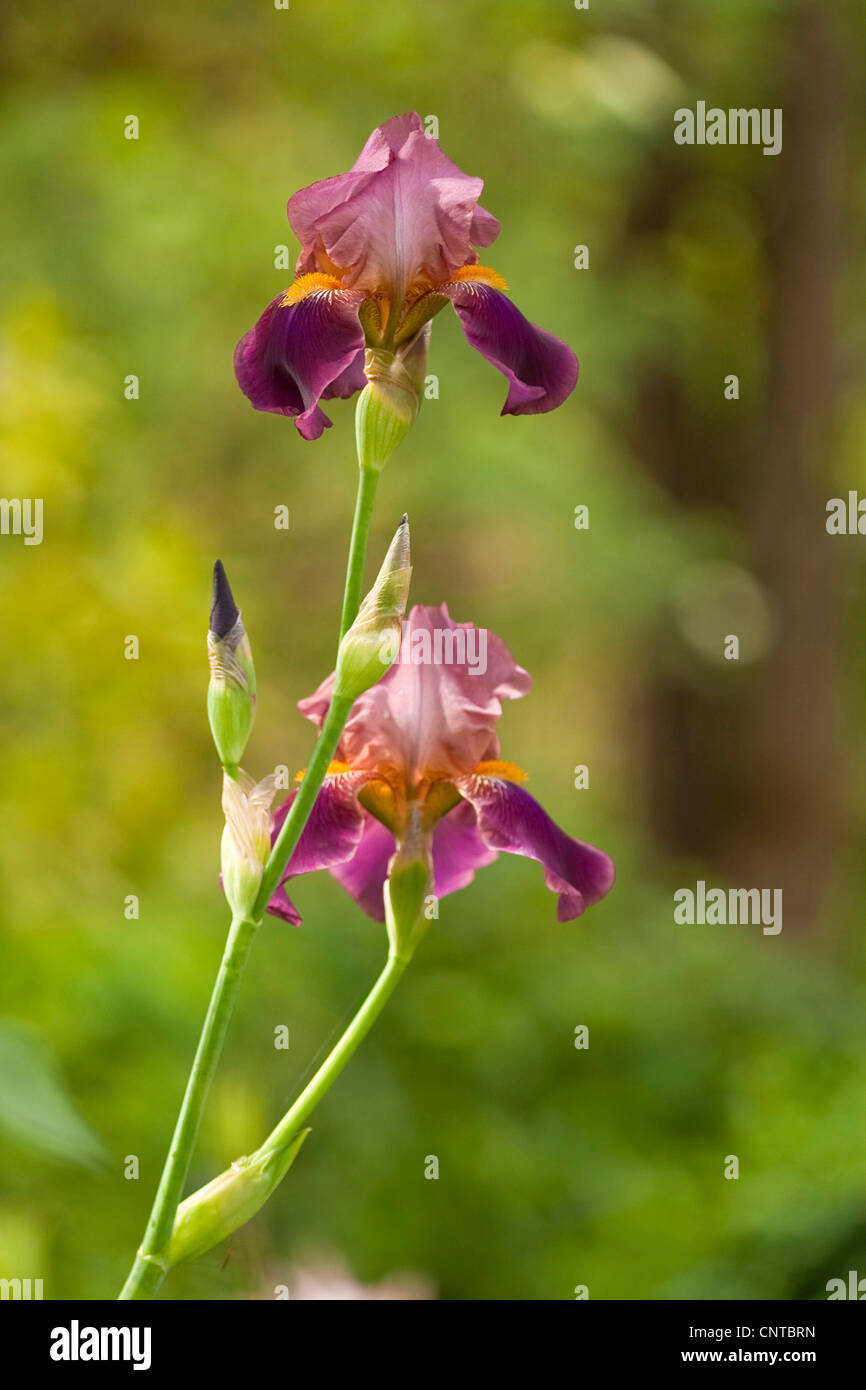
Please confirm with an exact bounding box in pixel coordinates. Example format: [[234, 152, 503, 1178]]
[[268, 605, 613, 925], [235, 113, 579, 439]]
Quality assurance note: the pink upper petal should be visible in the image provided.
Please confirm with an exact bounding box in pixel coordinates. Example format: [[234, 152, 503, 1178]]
[[288, 113, 500, 299], [454, 773, 615, 922], [441, 281, 578, 416], [234, 288, 365, 439], [298, 603, 531, 785]]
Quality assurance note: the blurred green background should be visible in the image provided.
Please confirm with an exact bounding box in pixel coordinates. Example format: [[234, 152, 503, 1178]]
[[1, 0, 866, 1300]]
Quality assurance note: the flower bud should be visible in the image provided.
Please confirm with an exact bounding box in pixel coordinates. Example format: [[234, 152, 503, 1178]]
[[384, 815, 434, 962], [355, 345, 424, 473], [220, 769, 277, 920], [334, 516, 411, 701], [207, 560, 256, 774], [166, 1129, 310, 1269]]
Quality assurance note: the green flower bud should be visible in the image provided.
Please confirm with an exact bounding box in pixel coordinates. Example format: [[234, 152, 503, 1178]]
[[355, 343, 424, 473], [166, 1129, 310, 1269], [384, 814, 434, 962], [207, 560, 256, 774], [220, 769, 277, 920], [334, 515, 411, 701]]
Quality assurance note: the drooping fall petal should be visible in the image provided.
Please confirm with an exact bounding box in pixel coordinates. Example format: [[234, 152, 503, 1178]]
[[267, 771, 372, 924], [454, 772, 615, 921], [234, 287, 365, 439], [329, 814, 395, 922], [442, 280, 578, 416]]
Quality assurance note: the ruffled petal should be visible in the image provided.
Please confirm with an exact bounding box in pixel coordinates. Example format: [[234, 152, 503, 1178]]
[[441, 280, 578, 416], [266, 771, 371, 924], [234, 288, 365, 439], [289, 113, 499, 299], [454, 773, 614, 921], [297, 604, 532, 784]]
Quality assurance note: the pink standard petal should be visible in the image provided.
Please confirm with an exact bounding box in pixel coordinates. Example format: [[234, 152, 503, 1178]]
[[298, 604, 532, 784], [234, 288, 365, 439], [455, 774, 614, 922], [289, 113, 499, 298], [442, 281, 578, 416]]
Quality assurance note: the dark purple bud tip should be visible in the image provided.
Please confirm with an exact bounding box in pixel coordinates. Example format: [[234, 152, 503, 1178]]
[[210, 560, 240, 639]]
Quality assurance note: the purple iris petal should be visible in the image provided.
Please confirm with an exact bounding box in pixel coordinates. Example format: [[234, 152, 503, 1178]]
[[329, 814, 395, 922], [321, 348, 367, 401], [442, 281, 578, 416], [432, 801, 498, 897], [327, 800, 499, 924], [455, 774, 614, 921], [271, 606, 612, 927], [234, 288, 365, 439], [266, 773, 370, 924]]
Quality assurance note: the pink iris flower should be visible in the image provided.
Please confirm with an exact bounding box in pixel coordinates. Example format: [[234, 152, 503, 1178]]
[[269, 605, 614, 925], [235, 113, 579, 439]]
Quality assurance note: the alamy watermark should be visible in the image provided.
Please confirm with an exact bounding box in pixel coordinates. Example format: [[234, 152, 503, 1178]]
[[375, 623, 488, 675], [397, 621, 487, 674], [0, 497, 43, 545], [674, 102, 782, 156], [0, 1276, 43, 1299], [674, 880, 782, 935], [50, 1321, 152, 1371]]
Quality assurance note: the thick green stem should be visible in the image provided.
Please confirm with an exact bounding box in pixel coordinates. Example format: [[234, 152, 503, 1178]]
[[339, 463, 380, 642], [118, 912, 257, 1300]]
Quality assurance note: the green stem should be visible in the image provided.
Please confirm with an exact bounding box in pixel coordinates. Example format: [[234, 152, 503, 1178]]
[[338, 463, 380, 641], [118, 912, 257, 1300], [118, 454, 381, 1301], [252, 692, 352, 917], [264, 951, 408, 1154]]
